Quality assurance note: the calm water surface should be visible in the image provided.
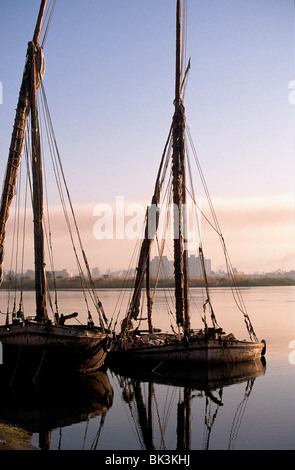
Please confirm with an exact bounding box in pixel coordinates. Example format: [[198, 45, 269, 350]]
[[0, 286, 294, 450]]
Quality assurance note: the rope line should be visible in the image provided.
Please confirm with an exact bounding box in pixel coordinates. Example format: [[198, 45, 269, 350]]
[[39, 82, 109, 328]]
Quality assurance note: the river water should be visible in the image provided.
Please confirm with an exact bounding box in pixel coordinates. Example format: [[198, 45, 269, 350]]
[[0, 286, 294, 451]]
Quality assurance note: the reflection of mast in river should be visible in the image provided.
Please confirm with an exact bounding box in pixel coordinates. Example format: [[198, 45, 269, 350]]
[[114, 359, 265, 450]]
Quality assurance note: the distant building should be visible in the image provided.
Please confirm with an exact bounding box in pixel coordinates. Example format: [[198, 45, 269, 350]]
[[54, 269, 73, 278], [24, 268, 73, 279], [149, 254, 211, 279], [187, 254, 201, 277], [187, 254, 211, 277], [92, 266, 100, 278], [24, 269, 34, 279], [150, 256, 173, 279]]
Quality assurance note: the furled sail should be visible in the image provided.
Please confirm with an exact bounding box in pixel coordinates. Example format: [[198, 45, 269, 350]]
[[127, 127, 172, 324], [0, 1, 47, 285], [0, 43, 44, 283]]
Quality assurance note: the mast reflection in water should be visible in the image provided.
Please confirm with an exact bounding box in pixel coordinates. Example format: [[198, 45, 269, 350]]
[[110, 358, 266, 450]]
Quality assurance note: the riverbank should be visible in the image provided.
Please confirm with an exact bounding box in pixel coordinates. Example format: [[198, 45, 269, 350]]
[[0, 423, 37, 450], [0, 275, 294, 290]]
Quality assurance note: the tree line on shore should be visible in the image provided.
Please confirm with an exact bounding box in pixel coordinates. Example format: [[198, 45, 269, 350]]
[[1, 273, 294, 290]]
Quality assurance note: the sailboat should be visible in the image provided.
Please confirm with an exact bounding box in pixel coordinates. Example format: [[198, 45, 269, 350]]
[[0, 1, 111, 377], [107, 0, 266, 369]]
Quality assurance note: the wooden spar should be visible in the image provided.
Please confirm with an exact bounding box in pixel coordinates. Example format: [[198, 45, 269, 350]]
[[133, 381, 154, 450], [146, 251, 153, 333], [128, 0, 190, 334], [176, 387, 191, 451], [182, 167, 190, 334], [172, 0, 190, 333], [29, 0, 48, 321], [127, 61, 192, 327], [127, 195, 160, 326], [0, 1, 47, 284], [199, 246, 218, 329], [175, 0, 182, 107], [125, 1, 194, 334], [33, 0, 48, 44], [127, 126, 172, 324], [31, 45, 48, 322]]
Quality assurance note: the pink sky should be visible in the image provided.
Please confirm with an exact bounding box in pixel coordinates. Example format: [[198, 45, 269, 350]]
[[3, 192, 293, 276]]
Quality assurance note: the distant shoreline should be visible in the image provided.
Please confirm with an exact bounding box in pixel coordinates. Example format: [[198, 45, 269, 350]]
[[1, 275, 294, 290]]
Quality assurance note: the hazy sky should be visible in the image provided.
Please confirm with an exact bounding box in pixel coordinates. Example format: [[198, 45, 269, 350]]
[[0, 0, 294, 274]]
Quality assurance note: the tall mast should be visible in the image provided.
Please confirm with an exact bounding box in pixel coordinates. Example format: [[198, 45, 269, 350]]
[[31, 0, 48, 321], [31, 46, 48, 322], [0, 0, 47, 285], [33, 0, 47, 44], [172, 0, 190, 335]]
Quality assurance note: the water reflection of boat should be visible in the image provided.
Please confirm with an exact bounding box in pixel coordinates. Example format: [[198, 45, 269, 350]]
[[110, 358, 266, 450], [112, 357, 266, 392], [0, 369, 113, 450]]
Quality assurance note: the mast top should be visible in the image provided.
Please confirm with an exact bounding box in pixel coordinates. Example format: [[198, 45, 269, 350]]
[[33, 0, 47, 44], [175, 0, 182, 107]]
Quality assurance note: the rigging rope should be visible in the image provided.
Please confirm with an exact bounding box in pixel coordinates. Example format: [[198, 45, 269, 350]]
[[41, 0, 56, 48], [185, 135, 213, 328], [185, 126, 258, 341], [38, 91, 59, 319], [18, 159, 29, 315], [203, 393, 222, 449], [227, 379, 254, 450], [120, 126, 174, 329], [39, 82, 109, 328], [13, 156, 22, 310]]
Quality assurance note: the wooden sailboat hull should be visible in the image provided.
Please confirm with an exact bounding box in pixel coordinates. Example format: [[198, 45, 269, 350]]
[[0, 322, 111, 377], [107, 337, 265, 368]]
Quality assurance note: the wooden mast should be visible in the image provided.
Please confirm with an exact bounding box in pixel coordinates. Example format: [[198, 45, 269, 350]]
[[127, 0, 190, 336], [31, 0, 48, 322], [0, 1, 47, 285], [172, 0, 190, 335], [33, 0, 47, 44], [31, 50, 48, 322]]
